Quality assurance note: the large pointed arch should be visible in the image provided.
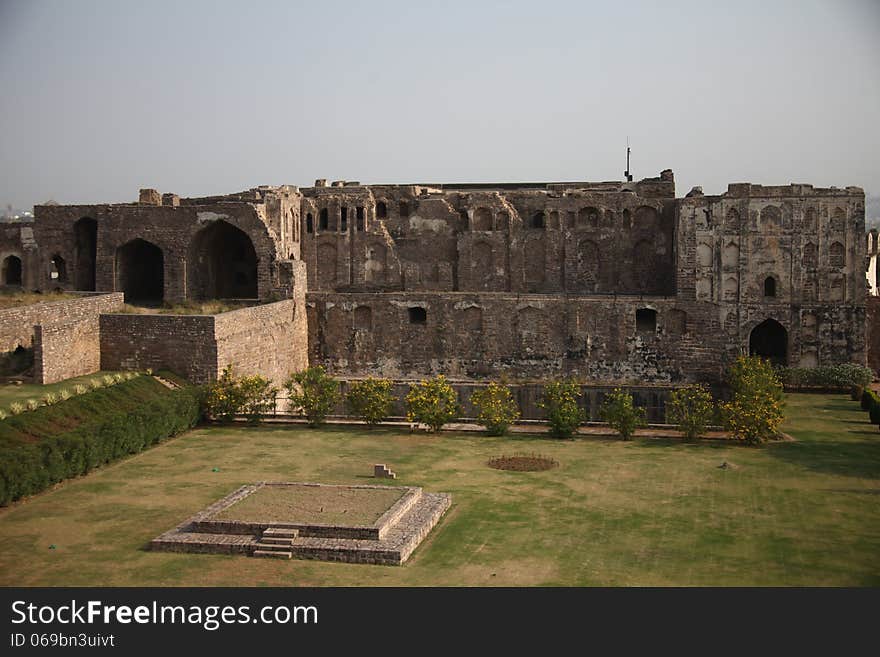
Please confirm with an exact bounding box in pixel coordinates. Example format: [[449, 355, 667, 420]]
[[188, 220, 258, 299], [749, 318, 788, 365], [116, 238, 164, 303]]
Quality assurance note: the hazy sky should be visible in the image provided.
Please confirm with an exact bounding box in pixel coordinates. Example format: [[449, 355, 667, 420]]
[[1, 0, 878, 212]]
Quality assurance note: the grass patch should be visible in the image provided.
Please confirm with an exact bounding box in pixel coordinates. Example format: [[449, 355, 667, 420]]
[[0, 290, 81, 310], [0, 393, 877, 586], [119, 301, 254, 315], [0, 371, 128, 408], [213, 484, 406, 525]]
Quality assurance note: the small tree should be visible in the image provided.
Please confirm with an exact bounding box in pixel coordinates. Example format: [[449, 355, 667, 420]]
[[667, 383, 714, 441], [600, 388, 646, 440], [471, 382, 521, 436], [539, 379, 585, 439], [721, 355, 785, 445], [238, 374, 278, 424], [285, 366, 341, 427], [347, 377, 396, 426], [405, 375, 459, 432], [202, 365, 247, 422]]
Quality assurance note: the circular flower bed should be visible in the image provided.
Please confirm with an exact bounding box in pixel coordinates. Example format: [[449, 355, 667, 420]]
[[487, 453, 559, 472]]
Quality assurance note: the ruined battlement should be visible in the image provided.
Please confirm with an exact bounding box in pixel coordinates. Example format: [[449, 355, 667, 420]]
[[3, 170, 868, 385]]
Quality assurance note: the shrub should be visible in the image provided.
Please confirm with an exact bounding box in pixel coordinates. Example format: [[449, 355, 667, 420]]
[[539, 380, 585, 439], [59, 388, 72, 401], [43, 393, 59, 406], [89, 378, 103, 391], [471, 382, 521, 436], [202, 366, 247, 422], [721, 355, 785, 445], [102, 375, 116, 387], [145, 368, 154, 376], [0, 410, 7, 421], [25, 399, 41, 412], [851, 385, 863, 402], [346, 378, 395, 426], [238, 374, 278, 424], [781, 363, 873, 389], [112, 373, 125, 384], [600, 388, 646, 440], [405, 375, 459, 432], [666, 383, 714, 441], [73, 384, 87, 396], [9, 403, 23, 416], [0, 384, 200, 506], [285, 366, 341, 427], [861, 389, 873, 411], [869, 395, 880, 425]]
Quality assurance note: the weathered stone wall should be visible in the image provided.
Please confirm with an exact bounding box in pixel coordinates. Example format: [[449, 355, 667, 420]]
[[0, 292, 123, 353], [867, 297, 880, 374], [308, 292, 727, 383], [215, 296, 307, 385], [299, 174, 677, 296], [677, 183, 866, 369], [100, 296, 306, 385], [32, 185, 302, 303], [0, 222, 39, 290], [99, 313, 218, 382]]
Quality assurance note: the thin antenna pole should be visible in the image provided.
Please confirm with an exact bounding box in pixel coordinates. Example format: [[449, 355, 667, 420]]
[[624, 137, 633, 182]]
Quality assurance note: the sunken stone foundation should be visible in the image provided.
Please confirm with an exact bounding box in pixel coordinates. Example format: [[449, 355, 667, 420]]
[[149, 482, 451, 565]]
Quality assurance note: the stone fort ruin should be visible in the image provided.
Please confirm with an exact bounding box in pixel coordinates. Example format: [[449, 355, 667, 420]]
[[0, 170, 867, 399]]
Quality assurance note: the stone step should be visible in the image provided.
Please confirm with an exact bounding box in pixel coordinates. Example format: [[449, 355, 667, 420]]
[[263, 528, 299, 539], [253, 549, 292, 559], [260, 536, 297, 546], [255, 541, 295, 552]]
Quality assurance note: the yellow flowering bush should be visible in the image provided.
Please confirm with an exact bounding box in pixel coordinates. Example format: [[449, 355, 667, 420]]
[[667, 383, 715, 441], [202, 365, 247, 422], [405, 375, 459, 432], [539, 379, 585, 439], [203, 366, 277, 423], [721, 355, 785, 445], [346, 377, 396, 426], [471, 382, 520, 436], [285, 366, 341, 427], [600, 388, 646, 441]]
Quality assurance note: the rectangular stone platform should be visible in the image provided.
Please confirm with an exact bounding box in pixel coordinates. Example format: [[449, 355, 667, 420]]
[[149, 482, 451, 566]]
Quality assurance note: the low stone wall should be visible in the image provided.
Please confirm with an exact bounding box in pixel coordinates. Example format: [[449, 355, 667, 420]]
[[0, 292, 124, 383], [330, 380, 680, 423], [0, 292, 123, 352], [100, 313, 217, 382], [100, 299, 306, 385]]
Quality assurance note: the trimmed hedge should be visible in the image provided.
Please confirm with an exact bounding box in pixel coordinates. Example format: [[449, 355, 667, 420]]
[[860, 388, 880, 426], [782, 364, 873, 389], [0, 382, 201, 506]]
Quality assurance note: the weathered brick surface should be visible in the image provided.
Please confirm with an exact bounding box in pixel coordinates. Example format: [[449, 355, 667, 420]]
[[100, 298, 306, 385], [867, 297, 880, 375], [10, 174, 869, 387], [150, 482, 451, 565], [0, 292, 124, 383]]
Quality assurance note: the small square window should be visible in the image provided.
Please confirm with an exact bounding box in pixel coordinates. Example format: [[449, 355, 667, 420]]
[[408, 307, 427, 324]]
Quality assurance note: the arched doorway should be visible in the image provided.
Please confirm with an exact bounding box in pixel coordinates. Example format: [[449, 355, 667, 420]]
[[74, 217, 97, 291], [2, 255, 22, 285], [749, 319, 787, 365], [116, 239, 164, 304], [188, 221, 258, 299]]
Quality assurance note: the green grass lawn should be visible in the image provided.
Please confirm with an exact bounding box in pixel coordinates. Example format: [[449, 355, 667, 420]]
[[0, 393, 877, 586], [0, 371, 126, 408]]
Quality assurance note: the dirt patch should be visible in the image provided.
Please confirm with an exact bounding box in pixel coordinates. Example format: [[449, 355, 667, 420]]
[[488, 454, 559, 472], [212, 484, 406, 525]]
